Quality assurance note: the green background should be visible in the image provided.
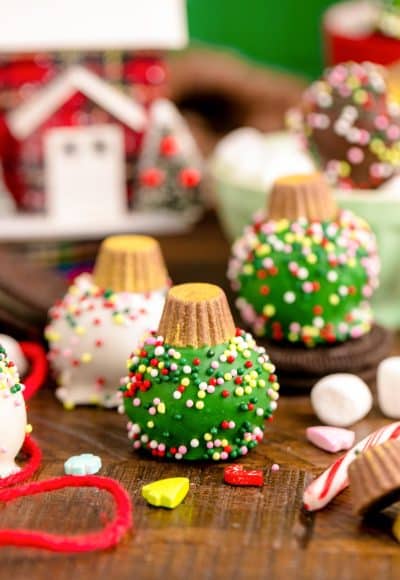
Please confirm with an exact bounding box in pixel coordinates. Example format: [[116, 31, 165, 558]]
[[187, 0, 340, 78]]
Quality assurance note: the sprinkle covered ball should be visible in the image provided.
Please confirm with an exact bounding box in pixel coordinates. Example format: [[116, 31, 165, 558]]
[[119, 283, 279, 461], [290, 61, 400, 189], [228, 173, 380, 347], [46, 235, 169, 409]]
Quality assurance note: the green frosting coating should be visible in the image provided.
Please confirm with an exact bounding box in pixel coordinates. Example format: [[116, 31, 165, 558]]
[[228, 209, 379, 346], [119, 329, 279, 461]]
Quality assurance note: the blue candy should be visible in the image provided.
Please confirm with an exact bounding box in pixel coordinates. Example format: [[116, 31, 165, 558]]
[[64, 453, 102, 476]]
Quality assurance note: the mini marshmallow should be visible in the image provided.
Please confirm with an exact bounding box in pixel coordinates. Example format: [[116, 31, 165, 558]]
[[306, 426, 355, 453], [377, 357, 400, 419], [310, 373, 372, 427]]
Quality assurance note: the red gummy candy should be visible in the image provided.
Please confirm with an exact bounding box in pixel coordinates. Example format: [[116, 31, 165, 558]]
[[223, 465, 264, 487]]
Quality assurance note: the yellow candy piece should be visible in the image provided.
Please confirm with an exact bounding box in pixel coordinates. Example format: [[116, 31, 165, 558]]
[[142, 477, 189, 509]]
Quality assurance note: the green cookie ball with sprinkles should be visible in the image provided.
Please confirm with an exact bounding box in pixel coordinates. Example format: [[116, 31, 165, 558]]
[[118, 283, 279, 461], [228, 173, 380, 347]]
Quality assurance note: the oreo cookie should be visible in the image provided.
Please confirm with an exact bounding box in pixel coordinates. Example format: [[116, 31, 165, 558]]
[[261, 324, 393, 392]]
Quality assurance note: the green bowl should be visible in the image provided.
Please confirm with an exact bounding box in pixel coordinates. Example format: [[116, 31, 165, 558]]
[[211, 137, 400, 329]]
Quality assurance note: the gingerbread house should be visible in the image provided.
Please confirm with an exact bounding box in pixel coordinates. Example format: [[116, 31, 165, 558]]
[[0, 0, 187, 212], [6, 66, 147, 217]]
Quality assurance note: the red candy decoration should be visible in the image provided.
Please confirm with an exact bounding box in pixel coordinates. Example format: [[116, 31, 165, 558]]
[[223, 465, 264, 487], [178, 167, 201, 188], [140, 167, 165, 187], [160, 135, 179, 157]]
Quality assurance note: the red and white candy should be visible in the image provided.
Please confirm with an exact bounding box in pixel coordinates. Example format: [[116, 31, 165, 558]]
[[303, 421, 400, 511]]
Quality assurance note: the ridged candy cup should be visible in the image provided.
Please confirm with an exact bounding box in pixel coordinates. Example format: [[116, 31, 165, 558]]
[[349, 439, 400, 515], [0, 344, 27, 478], [46, 235, 169, 409], [119, 283, 279, 461]]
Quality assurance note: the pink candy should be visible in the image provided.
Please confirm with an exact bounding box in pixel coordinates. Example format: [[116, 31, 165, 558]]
[[306, 426, 355, 453]]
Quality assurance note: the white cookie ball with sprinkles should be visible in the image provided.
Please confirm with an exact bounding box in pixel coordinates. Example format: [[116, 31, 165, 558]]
[[46, 235, 170, 409]]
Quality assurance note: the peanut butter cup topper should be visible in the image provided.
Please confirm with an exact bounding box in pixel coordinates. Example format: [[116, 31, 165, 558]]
[[119, 282, 279, 461], [267, 173, 337, 222], [228, 172, 379, 347], [46, 235, 169, 409], [158, 283, 236, 348], [349, 439, 400, 516], [93, 235, 169, 294]]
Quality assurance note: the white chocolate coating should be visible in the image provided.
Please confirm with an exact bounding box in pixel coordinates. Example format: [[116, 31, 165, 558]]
[[0, 334, 28, 376], [311, 373, 372, 427], [0, 348, 27, 478], [377, 357, 400, 419], [46, 274, 167, 408]]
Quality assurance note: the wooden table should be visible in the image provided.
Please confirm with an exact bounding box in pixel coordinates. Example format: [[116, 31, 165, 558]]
[[2, 213, 400, 579]]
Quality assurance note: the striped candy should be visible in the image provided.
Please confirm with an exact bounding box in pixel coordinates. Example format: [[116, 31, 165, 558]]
[[303, 421, 400, 511]]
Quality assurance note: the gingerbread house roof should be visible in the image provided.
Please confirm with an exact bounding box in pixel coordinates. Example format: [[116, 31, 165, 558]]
[[7, 66, 148, 140], [0, 0, 187, 52]]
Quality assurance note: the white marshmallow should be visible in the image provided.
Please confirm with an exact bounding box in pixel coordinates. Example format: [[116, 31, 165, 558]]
[[0, 334, 28, 376], [377, 357, 400, 418], [311, 373, 372, 427], [211, 129, 315, 190]]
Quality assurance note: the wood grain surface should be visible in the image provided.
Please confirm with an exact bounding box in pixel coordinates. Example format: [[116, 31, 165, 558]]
[[1, 213, 400, 580]]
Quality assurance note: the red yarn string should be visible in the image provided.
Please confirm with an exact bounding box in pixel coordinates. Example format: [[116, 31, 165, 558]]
[[0, 475, 133, 552], [0, 437, 42, 489], [0, 439, 133, 551], [20, 341, 48, 401]]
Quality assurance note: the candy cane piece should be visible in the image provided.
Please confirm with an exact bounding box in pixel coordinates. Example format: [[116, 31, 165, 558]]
[[303, 421, 400, 511]]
